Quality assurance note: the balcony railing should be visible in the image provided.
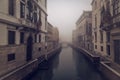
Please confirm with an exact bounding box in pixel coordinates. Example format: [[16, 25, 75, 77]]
[[113, 14, 120, 27], [100, 22, 112, 31]]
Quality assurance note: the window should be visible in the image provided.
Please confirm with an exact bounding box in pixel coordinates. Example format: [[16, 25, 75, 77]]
[[113, 0, 120, 15], [95, 45, 97, 49], [114, 40, 120, 64], [45, 36, 47, 42], [20, 32, 24, 44], [106, 32, 110, 42], [95, 15, 97, 27], [107, 45, 110, 55], [20, 0, 25, 18], [9, 0, 15, 16], [45, 16, 47, 30], [94, 32, 97, 42], [8, 31, 15, 44], [8, 53, 15, 61], [38, 48, 41, 51], [33, 12, 37, 23], [101, 46, 104, 51], [33, 5, 37, 23], [100, 31, 103, 43], [34, 5, 37, 11], [39, 35, 41, 43], [35, 34, 37, 43]]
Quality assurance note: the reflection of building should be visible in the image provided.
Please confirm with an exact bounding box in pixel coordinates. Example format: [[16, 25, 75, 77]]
[[0, 0, 47, 77], [73, 11, 93, 52]]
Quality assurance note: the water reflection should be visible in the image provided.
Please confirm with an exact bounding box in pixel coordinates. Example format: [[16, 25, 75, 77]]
[[29, 47, 106, 80], [52, 47, 76, 80]]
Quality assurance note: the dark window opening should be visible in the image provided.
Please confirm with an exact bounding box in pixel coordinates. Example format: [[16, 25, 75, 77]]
[[101, 46, 104, 51], [9, 0, 15, 16], [114, 40, 120, 64], [20, 1, 25, 18], [95, 45, 97, 49], [8, 53, 15, 61], [33, 12, 37, 23], [107, 45, 110, 55], [39, 35, 41, 43], [95, 15, 97, 27], [20, 32, 24, 44], [38, 48, 41, 52], [100, 31, 103, 43], [94, 32, 97, 42], [35, 34, 37, 43], [106, 32, 110, 42], [8, 31, 15, 44]]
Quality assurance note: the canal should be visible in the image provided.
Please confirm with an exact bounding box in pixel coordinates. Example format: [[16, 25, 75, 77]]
[[28, 47, 106, 80]]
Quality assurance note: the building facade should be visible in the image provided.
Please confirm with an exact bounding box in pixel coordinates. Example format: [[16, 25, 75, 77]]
[[92, 0, 120, 65], [52, 27, 59, 48], [92, 0, 111, 56], [0, 0, 47, 76], [75, 11, 93, 52], [46, 22, 59, 52], [46, 22, 54, 52], [111, 0, 120, 65], [72, 29, 78, 45]]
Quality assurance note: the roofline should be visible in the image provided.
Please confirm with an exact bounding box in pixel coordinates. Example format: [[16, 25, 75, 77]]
[[76, 10, 92, 25]]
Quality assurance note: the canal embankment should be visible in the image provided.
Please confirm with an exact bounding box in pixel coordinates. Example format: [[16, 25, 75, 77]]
[[71, 45, 100, 65], [71, 44, 120, 80], [0, 46, 62, 80]]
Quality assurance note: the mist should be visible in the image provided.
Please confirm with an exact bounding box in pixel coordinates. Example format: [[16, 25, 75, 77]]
[[47, 0, 92, 42]]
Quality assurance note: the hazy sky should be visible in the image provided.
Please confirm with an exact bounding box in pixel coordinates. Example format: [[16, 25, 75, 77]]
[[47, 0, 92, 42]]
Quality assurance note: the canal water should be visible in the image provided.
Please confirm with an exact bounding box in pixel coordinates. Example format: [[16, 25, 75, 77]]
[[28, 47, 106, 80]]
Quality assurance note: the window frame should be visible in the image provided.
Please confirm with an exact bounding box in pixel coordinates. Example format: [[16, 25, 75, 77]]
[[9, 0, 15, 16], [8, 31, 16, 45]]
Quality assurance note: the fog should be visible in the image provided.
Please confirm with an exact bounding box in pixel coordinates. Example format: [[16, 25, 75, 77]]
[[47, 0, 92, 42]]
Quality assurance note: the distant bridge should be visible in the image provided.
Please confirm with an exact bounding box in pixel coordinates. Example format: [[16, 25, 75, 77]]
[[60, 42, 71, 48]]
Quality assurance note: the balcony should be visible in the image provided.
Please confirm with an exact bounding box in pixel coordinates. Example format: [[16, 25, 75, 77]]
[[20, 19, 35, 29], [113, 14, 120, 27], [100, 6, 112, 31]]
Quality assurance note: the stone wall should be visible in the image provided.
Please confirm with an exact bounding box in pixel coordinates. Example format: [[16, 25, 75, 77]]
[[0, 45, 26, 76]]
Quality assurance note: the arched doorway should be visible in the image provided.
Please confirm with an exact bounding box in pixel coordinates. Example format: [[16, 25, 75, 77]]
[[26, 35, 33, 61]]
